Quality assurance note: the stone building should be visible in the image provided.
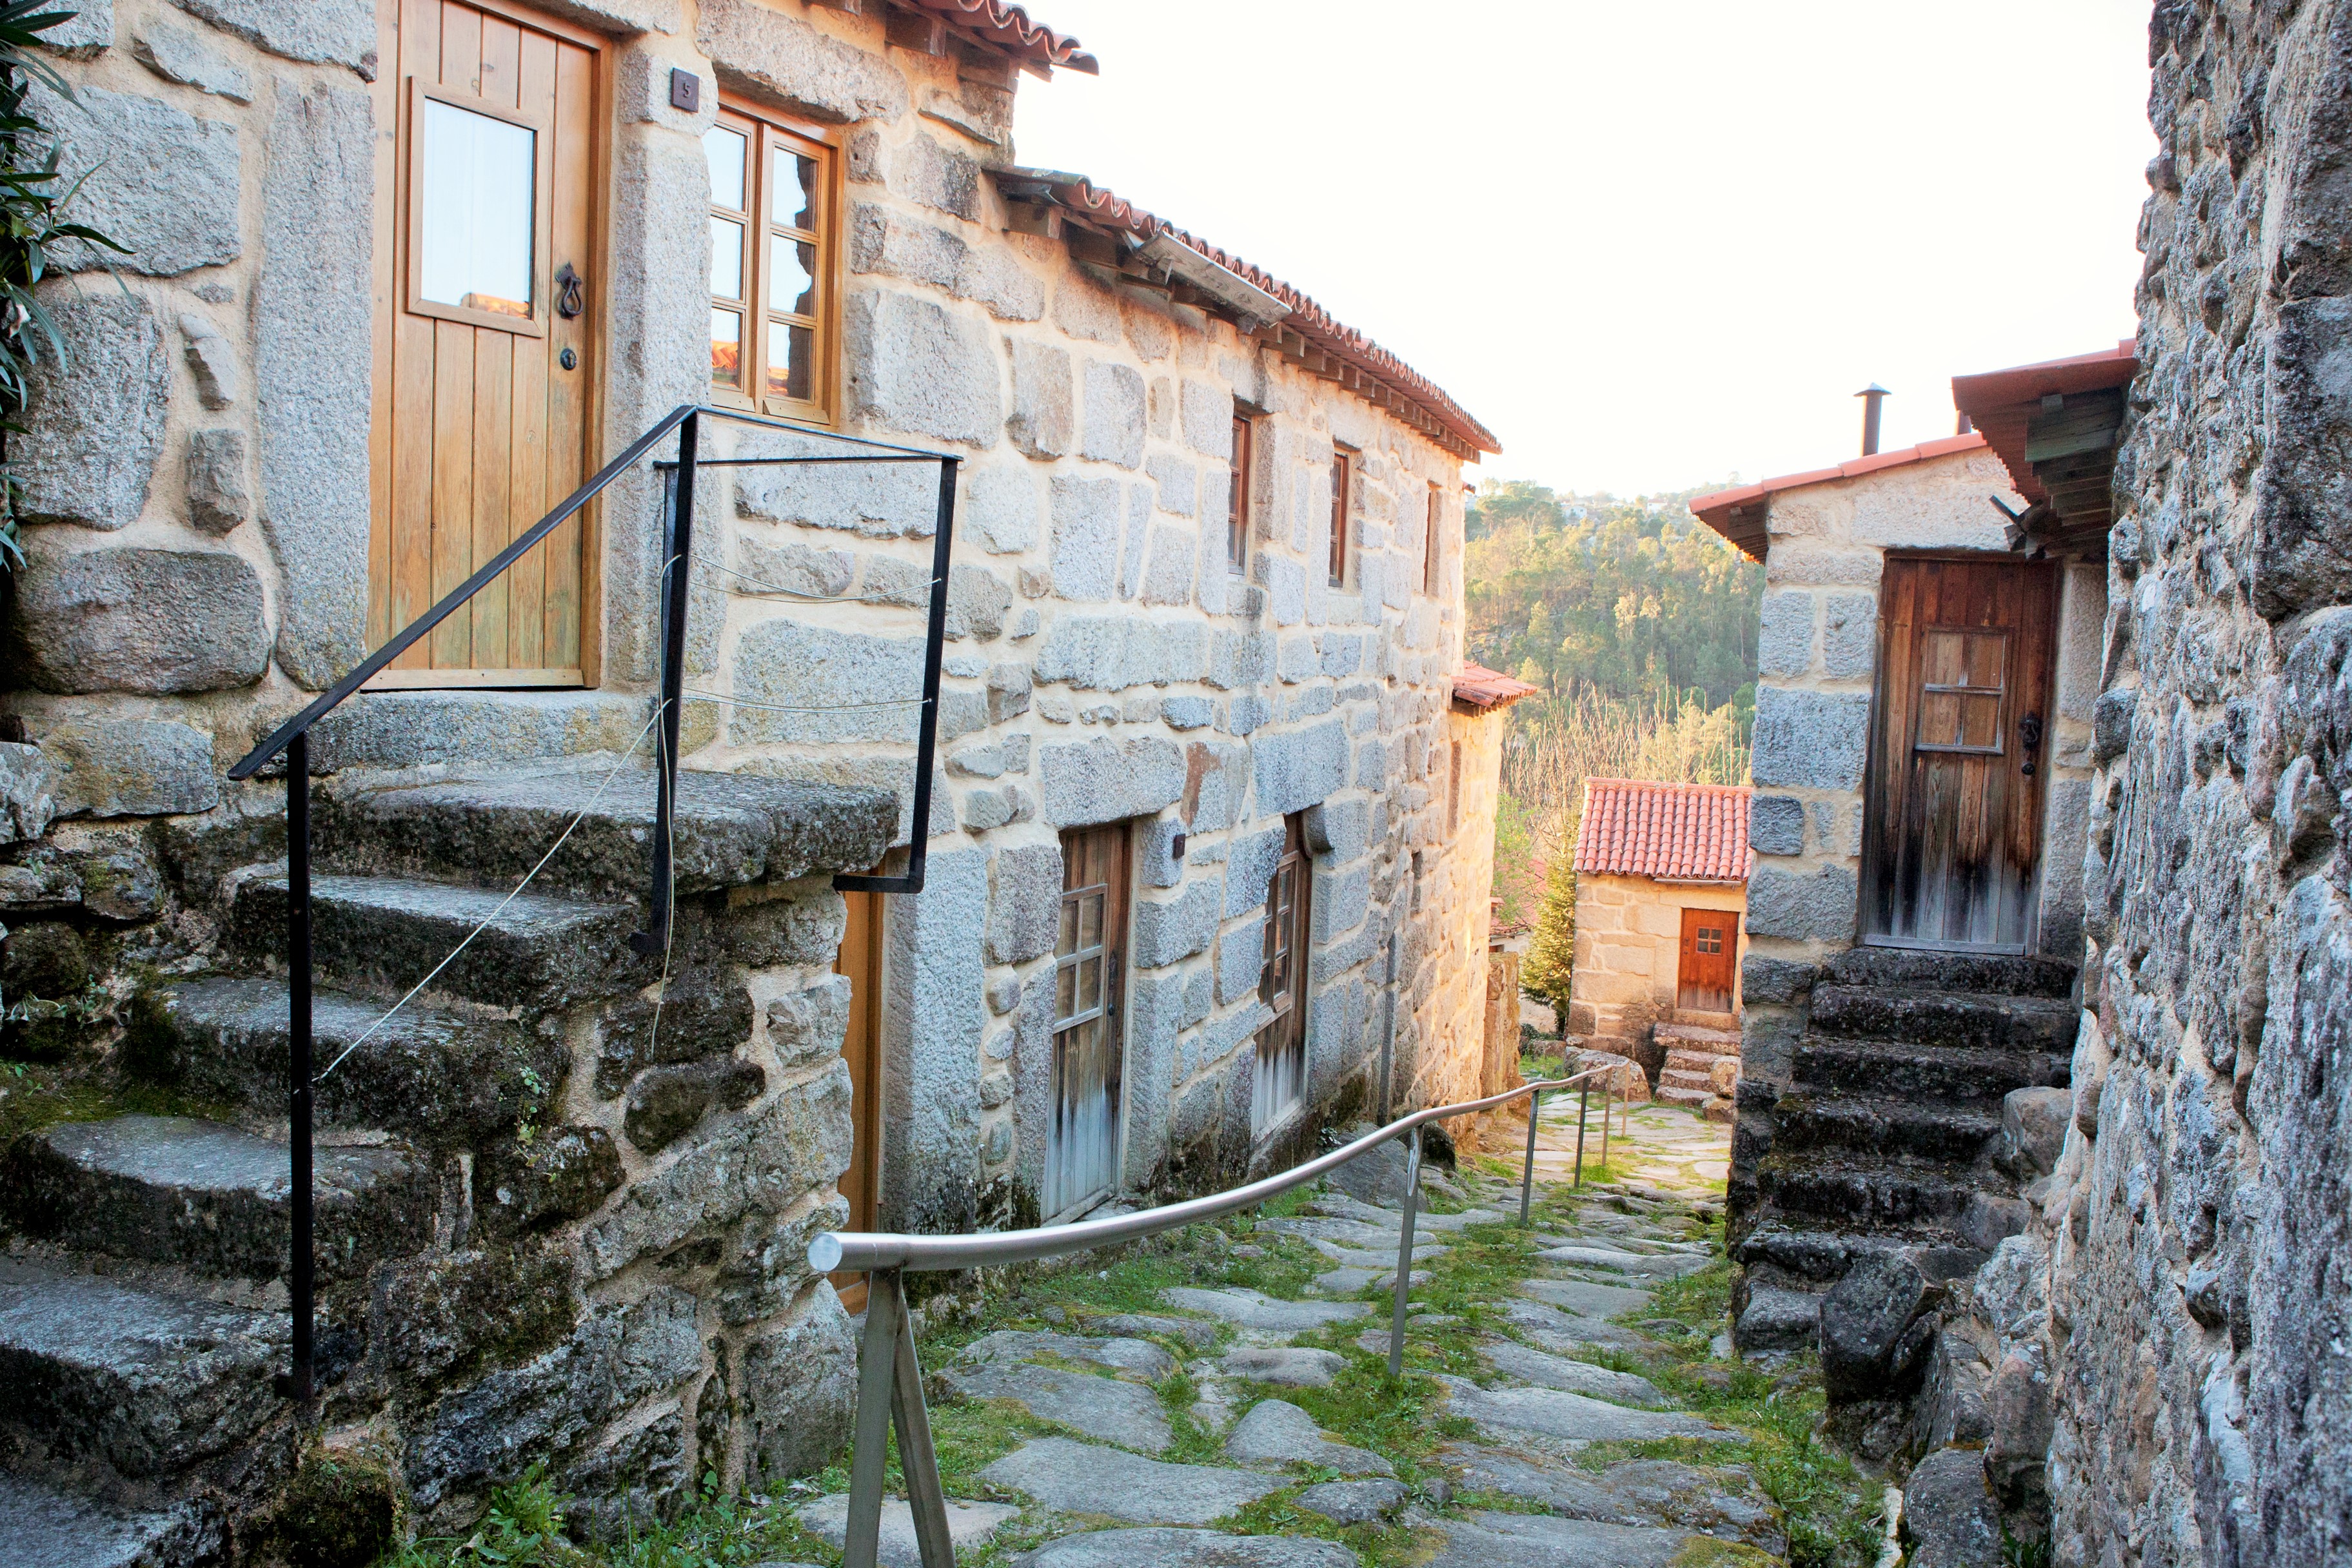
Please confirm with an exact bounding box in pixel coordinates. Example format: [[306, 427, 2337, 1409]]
[[0, 0, 1514, 1553], [1566, 776, 1748, 1111]]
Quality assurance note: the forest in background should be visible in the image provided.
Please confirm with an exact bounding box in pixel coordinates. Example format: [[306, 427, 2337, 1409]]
[[1466, 481, 1764, 1006]]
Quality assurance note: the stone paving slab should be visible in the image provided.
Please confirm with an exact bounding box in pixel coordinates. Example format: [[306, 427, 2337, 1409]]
[[1222, 1398, 1394, 1476], [1536, 1244, 1713, 1278], [1499, 1298, 1651, 1350], [1220, 1346, 1345, 1387], [1436, 1375, 1735, 1444], [1479, 1338, 1668, 1406], [962, 1328, 1177, 1381], [1160, 1286, 1369, 1332], [982, 1437, 1281, 1525], [1411, 1509, 1716, 1568], [796, 1494, 1020, 1568], [1099, 1312, 1221, 1347], [939, 1361, 1172, 1453], [1292, 1477, 1406, 1525], [1306, 1238, 1448, 1267], [1014, 1529, 1358, 1567], [1520, 1277, 1654, 1317], [1312, 1266, 1378, 1295]]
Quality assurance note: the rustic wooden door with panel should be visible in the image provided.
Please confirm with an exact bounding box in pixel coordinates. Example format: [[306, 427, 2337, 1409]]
[[370, 0, 601, 687], [1251, 814, 1312, 1134], [1047, 826, 1130, 1220], [1676, 908, 1737, 1012], [1861, 556, 2058, 952]]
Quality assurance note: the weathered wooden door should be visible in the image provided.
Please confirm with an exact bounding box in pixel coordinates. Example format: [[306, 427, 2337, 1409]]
[[1047, 826, 1129, 1219], [1676, 908, 1737, 1012], [1861, 556, 2058, 952], [1251, 814, 1312, 1133], [370, 0, 601, 687], [829, 888, 884, 1311]]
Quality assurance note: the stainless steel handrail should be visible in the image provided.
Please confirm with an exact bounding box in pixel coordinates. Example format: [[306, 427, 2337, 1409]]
[[811, 1063, 1625, 1568]]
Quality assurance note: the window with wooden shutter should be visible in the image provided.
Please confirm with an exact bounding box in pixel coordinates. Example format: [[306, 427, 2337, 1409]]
[[704, 103, 841, 425]]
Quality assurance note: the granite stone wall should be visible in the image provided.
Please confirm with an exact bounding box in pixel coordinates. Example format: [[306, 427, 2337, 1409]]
[[2029, 5, 2352, 1563]]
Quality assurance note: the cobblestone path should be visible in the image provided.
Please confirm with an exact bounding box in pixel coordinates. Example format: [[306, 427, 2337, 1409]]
[[758, 1099, 1885, 1568]]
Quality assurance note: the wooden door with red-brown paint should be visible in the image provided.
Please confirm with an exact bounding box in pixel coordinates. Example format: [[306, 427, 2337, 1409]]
[[1676, 908, 1736, 1012], [370, 0, 601, 688], [1860, 556, 2058, 953]]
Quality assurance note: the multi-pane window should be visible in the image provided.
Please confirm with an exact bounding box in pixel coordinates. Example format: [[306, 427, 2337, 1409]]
[[1227, 413, 1254, 576], [1423, 484, 1442, 594], [1252, 814, 1311, 1133], [704, 106, 836, 422], [1328, 447, 1353, 587], [1448, 741, 1463, 837]]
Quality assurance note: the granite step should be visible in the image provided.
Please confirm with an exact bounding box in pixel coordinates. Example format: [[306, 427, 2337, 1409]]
[[1792, 1039, 2068, 1102], [1752, 1149, 1999, 1231], [0, 1255, 286, 1480], [1654, 1022, 1738, 1053], [1670, 1008, 1739, 1032], [1768, 1092, 2003, 1162], [312, 767, 898, 903], [231, 872, 640, 1009], [1656, 1086, 1712, 1108], [0, 1471, 218, 1568], [1664, 1048, 1730, 1075], [1823, 946, 2078, 999], [6, 1115, 437, 1284], [1659, 1068, 1715, 1093], [1807, 985, 2079, 1052], [133, 975, 566, 1145]]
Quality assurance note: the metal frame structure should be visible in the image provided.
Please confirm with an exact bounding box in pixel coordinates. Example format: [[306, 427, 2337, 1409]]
[[807, 1066, 1619, 1568], [229, 402, 956, 1404]]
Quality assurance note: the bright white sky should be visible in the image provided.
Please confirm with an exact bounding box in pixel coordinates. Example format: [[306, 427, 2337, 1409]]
[[1012, 1, 2155, 498]]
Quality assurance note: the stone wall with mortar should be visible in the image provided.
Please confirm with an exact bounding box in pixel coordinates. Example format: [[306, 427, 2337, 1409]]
[[1730, 449, 2104, 1206], [1569, 871, 1746, 1046], [2016, 5, 2352, 1563], [2, 1, 1500, 1238]]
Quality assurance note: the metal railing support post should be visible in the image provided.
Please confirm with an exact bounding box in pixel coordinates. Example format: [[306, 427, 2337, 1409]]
[[633, 409, 700, 957], [844, 1266, 905, 1568], [1600, 1081, 1612, 1173], [1519, 1088, 1541, 1226], [286, 729, 314, 1407], [1574, 1081, 1590, 1187], [889, 1292, 954, 1568], [1385, 1130, 1422, 1380]]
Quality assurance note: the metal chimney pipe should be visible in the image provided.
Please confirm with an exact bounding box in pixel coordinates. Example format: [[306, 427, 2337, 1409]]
[[1855, 384, 1890, 456]]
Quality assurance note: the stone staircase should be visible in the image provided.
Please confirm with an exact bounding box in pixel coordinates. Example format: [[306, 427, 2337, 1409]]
[[1654, 1010, 1739, 1111], [1731, 947, 2077, 1355], [0, 764, 889, 1565]]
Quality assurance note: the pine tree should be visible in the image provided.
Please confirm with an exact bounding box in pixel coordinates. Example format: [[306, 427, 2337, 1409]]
[[1519, 847, 1579, 1028]]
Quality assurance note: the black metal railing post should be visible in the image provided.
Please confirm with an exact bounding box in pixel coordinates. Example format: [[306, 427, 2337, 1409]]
[[286, 728, 315, 1406], [633, 409, 700, 956]]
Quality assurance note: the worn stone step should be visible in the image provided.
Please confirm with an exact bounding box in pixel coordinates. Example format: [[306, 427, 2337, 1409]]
[[1753, 1150, 1993, 1231], [313, 767, 897, 902], [1663, 1048, 1729, 1075], [1823, 946, 2077, 999], [1655, 1086, 1712, 1108], [135, 975, 566, 1146], [1670, 1008, 1738, 1032], [1654, 1022, 1738, 1052], [1658, 1067, 1714, 1092], [1792, 1039, 2068, 1102], [0, 1255, 285, 1480], [1770, 1093, 2004, 1163], [232, 872, 639, 1009], [7, 1115, 437, 1284], [1808, 985, 2078, 1052], [0, 1471, 219, 1568]]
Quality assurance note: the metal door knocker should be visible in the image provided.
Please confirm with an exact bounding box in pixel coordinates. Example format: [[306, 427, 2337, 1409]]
[[2019, 710, 2043, 776], [555, 262, 584, 320]]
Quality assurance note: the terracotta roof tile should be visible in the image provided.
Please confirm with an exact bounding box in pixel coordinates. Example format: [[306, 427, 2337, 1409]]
[[1688, 433, 1990, 560], [1949, 340, 2137, 505], [905, 0, 1096, 74], [1452, 661, 1541, 713], [1574, 779, 1752, 884]]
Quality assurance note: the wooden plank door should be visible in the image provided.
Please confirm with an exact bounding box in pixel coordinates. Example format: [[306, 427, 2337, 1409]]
[[1676, 908, 1736, 1012], [1861, 556, 2059, 952], [370, 0, 601, 688], [829, 888, 884, 1312], [1250, 814, 1312, 1133], [1047, 826, 1130, 1219]]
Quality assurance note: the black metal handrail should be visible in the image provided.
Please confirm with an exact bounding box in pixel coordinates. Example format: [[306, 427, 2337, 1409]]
[[228, 402, 960, 1402]]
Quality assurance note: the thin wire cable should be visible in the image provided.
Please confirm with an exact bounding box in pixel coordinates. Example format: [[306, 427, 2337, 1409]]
[[683, 688, 929, 716], [313, 704, 664, 1084], [698, 558, 940, 603]]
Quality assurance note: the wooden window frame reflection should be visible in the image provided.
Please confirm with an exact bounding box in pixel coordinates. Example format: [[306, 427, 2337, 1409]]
[[707, 97, 844, 427], [1328, 446, 1354, 589], [1227, 411, 1254, 577], [405, 77, 553, 337], [1422, 482, 1441, 595]]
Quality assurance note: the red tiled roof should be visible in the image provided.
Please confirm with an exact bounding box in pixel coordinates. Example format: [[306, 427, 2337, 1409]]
[[905, 0, 1097, 74], [1452, 662, 1541, 713], [1574, 779, 1752, 884], [992, 168, 1498, 457], [1950, 340, 2137, 505], [1688, 433, 1990, 561]]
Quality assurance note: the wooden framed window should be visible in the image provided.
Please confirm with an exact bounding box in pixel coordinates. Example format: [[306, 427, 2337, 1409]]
[[1227, 411, 1254, 576], [1328, 447, 1354, 587], [406, 78, 550, 335], [1423, 483, 1442, 594], [1447, 741, 1463, 836], [704, 103, 841, 424], [1252, 814, 1312, 1133]]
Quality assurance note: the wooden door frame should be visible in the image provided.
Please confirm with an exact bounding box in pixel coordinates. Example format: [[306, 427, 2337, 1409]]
[[1857, 550, 2060, 956], [367, 0, 612, 691], [829, 887, 885, 1311], [1251, 812, 1315, 1139]]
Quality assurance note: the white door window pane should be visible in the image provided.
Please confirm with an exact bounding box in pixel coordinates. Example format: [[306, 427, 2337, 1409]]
[[419, 98, 535, 317], [704, 124, 746, 210], [711, 217, 744, 299], [773, 149, 817, 230], [767, 239, 815, 315]]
